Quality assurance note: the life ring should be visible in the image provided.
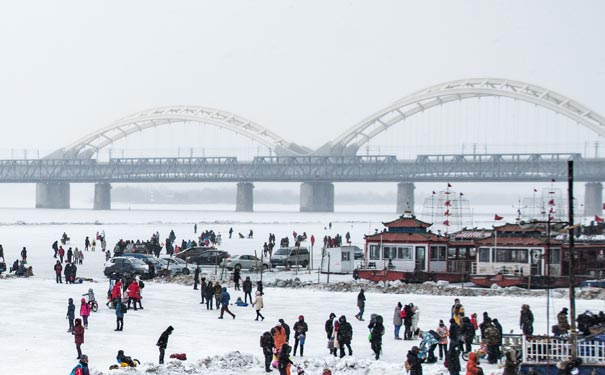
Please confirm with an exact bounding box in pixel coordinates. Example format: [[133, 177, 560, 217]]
[[353, 269, 360, 280]]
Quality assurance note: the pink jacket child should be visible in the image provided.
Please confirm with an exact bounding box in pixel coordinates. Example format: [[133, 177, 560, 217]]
[[80, 298, 91, 328]]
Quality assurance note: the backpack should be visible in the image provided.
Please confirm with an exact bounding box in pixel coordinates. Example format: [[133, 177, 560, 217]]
[[139, 280, 145, 289], [400, 310, 407, 319]]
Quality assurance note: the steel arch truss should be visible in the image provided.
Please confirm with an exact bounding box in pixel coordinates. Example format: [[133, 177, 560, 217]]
[[325, 78, 605, 155], [51, 106, 310, 158]]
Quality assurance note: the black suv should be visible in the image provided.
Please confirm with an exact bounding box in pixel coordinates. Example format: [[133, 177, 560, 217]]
[[187, 250, 230, 266], [175, 246, 215, 261]]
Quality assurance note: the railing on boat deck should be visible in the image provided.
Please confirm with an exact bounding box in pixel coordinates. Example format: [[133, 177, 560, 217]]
[[522, 336, 605, 365]]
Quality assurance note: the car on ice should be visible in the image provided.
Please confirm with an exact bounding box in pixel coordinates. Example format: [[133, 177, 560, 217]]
[[104, 257, 150, 278], [186, 249, 230, 266], [270, 247, 310, 268], [158, 256, 195, 276], [174, 246, 216, 261], [222, 254, 271, 271]]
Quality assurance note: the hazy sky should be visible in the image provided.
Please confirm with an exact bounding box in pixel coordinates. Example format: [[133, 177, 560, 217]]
[[1, 0, 604, 156]]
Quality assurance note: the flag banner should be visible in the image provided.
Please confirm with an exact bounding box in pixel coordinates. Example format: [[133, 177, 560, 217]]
[[443, 220, 450, 226], [548, 199, 555, 205], [494, 214, 503, 221], [444, 200, 451, 206], [595, 215, 604, 223]]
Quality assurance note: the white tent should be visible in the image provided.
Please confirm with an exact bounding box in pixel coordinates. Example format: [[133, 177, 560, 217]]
[[320, 246, 356, 274]]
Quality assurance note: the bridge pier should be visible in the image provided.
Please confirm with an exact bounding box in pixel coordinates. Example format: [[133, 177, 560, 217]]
[[35, 182, 70, 209], [236, 182, 254, 212], [94, 182, 112, 210], [300, 182, 334, 212], [397, 182, 415, 214], [584, 182, 603, 217]]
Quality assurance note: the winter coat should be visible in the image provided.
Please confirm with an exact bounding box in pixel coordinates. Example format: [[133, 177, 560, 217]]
[[73, 322, 85, 345], [156, 327, 173, 349], [220, 287, 230, 306], [393, 305, 403, 326], [214, 283, 222, 297], [520, 309, 534, 335], [461, 317, 476, 341], [67, 300, 75, 319], [293, 320, 308, 339], [54, 263, 62, 275], [483, 325, 500, 346], [243, 278, 253, 292], [557, 312, 570, 331], [260, 332, 274, 355], [369, 320, 385, 344], [502, 350, 519, 375], [111, 282, 122, 300], [453, 305, 465, 326], [325, 318, 335, 339], [337, 318, 353, 344], [446, 346, 461, 374], [80, 300, 91, 317], [449, 319, 461, 344], [206, 283, 215, 298], [470, 315, 479, 330], [277, 349, 293, 375], [407, 349, 424, 375], [253, 294, 264, 310], [466, 352, 481, 375], [273, 326, 287, 350], [411, 306, 420, 327], [71, 361, 90, 375], [127, 281, 141, 300], [403, 305, 414, 326], [356, 291, 365, 308], [437, 325, 449, 345]]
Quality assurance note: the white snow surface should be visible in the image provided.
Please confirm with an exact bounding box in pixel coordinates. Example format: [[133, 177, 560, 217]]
[[0, 206, 603, 375]]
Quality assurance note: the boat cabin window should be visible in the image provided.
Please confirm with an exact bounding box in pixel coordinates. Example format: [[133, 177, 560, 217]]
[[369, 245, 380, 260], [396, 246, 413, 260], [478, 248, 490, 262], [494, 248, 529, 263], [430, 246, 447, 261], [548, 248, 560, 264]]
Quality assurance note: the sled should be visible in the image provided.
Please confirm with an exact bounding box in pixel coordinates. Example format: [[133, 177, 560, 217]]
[[109, 359, 140, 369]]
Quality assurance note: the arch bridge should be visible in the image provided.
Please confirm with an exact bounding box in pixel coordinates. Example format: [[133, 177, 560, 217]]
[[21, 78, 605, 213]]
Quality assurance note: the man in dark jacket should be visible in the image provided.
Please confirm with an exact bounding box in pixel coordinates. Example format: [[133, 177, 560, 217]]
[[260, 331, 274, 373], [446, 344, 461, 375], [337, 315, 353, 358], [404, 304, 414, 340], [483, 322, 500, 364], [407, 346, 425, 375], [460, 316, 476, 353], [193, 266, 200, 290], [354, 289, 366, 321], [293, 315, 308, 356], [520, 304, 534, 336], [156, 326, 174, 364], [449, 318, 461, 352], [243, 276, 253, 303], [368, 315, 385, 359]]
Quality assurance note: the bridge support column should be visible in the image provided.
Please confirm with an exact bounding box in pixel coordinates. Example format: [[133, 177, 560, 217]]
[[35, 182, 70, 209], [300, 182, 334, 212], [397, 182, 415, 214], [236, 182, 254, 212], [94, 182, 112, 210], [584, 182, 603, 217]]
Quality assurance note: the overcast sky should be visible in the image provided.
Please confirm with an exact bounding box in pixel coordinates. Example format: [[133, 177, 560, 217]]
[[0, 0, 604, 156]]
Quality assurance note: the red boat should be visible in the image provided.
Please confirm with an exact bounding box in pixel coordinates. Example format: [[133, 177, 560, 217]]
[[469, 275, 494, 288], [354, 268, 468, 284]]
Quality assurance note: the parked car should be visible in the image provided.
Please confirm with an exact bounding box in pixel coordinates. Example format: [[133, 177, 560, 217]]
[[270, 247, 310, 268], [104, 257, 150, 278], [352, 246, 364, 260], [158, 256, 195, 276], [186, 250, 230, 266], [222, 254, 271, 271], [175, 246, 215, 261], [121, 253, 163, 274]]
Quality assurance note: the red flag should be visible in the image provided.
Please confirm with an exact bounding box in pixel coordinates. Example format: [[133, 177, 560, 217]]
[[447, 183, 452, 188], [445, 191, 452, 195], [494, 214, 503, 221], [444, 200, 451, 206], [548, 199, 555, 205], [595, 215, 604, 223], [443, 220, 450, 226], [444, 210, 450, 216]]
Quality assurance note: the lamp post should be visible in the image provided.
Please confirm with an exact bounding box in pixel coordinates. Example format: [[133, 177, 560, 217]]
[[567, 160, 578, 360]]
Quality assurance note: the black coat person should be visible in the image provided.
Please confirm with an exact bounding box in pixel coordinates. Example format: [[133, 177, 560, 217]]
[[279, 319, 290, 342], [407, 346, 425, 375], [260, 331, 274, 372], [52, 241, 59, 258], [20, 247, 27, 261], [156, 326, 174, 364], [336, 315, 353, 358], [520, 304, 534, 335], [243, 277, 253, 303], [368, 315, 385, 359]]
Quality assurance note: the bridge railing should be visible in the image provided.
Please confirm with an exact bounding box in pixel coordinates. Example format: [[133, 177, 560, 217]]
[[522, 335, 605, 365]]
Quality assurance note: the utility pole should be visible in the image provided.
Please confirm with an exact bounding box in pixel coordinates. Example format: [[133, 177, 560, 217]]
[[567, 160, 577, 360]]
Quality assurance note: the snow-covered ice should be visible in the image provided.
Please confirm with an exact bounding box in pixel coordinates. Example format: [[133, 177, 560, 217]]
[[0, 205, 603, 375]]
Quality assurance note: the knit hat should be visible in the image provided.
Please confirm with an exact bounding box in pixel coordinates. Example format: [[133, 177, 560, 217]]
[[562, 308, 568, 314], [329, 312, 336, 319], [439, 319, 444, 325]]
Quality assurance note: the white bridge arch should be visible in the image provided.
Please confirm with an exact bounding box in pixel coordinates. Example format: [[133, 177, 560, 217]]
[[50, 106, 311, 158], [319, 78, 605, 155]]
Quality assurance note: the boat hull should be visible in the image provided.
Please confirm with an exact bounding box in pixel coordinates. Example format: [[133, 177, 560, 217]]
[[354, 269, 468, 284], [471, 274, 590, 289]]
